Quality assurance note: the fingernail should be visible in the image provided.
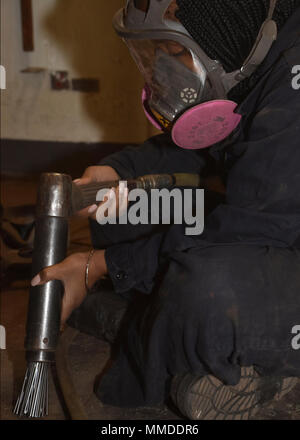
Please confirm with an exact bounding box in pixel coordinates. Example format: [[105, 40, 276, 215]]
[[73, 179, 81, 184], [88, 204, 98, 214], [31, 274, 41, 286]]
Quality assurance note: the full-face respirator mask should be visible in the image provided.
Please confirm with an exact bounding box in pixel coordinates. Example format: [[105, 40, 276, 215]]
[[113, 0, 278, 149]]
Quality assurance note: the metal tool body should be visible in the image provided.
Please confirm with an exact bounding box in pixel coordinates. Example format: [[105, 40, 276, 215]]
[[14, 173, 72, 417], [71, 172, 202, 213], [25, 173, 72, 362], [15, 170, 207, 417]]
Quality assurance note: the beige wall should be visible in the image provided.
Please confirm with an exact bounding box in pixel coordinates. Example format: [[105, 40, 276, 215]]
[[1, 0, 158, 143]]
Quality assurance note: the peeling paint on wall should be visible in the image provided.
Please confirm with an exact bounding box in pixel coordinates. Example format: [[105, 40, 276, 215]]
[[1, 0, 155, 143]]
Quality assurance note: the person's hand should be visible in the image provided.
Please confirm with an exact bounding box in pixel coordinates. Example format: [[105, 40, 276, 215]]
[[30, 250, 107, 328], [94, 183, 129, 223], [74, 166, 128, 221], [74, 166, 120, 218]]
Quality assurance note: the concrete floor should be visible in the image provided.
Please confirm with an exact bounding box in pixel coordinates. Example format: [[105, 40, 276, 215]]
[[1, 176, 300, 421]]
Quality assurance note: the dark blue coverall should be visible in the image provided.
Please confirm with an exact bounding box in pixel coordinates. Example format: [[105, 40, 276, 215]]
[[83, 9, 300, 407]]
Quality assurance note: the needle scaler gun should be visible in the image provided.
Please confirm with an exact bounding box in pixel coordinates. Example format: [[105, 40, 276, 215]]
[[14, 171, 209, 417]]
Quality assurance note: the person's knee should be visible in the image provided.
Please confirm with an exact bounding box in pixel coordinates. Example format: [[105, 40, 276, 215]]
[[162, 254, 237, 319]]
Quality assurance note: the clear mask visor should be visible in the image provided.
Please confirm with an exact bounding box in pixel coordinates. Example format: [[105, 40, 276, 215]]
[[124, 38, 209, 124]]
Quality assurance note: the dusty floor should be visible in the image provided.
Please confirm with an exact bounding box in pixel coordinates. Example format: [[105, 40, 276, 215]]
[[1, 176, 300, 421]]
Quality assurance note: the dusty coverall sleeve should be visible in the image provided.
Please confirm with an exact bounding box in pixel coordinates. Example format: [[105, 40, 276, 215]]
[[201, 50, 300, 247], [99, 133, 206, 179], [105, 45, 300, 295]]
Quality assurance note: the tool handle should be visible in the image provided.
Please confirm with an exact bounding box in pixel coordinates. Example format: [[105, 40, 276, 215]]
[[71, 173, 203, 213]]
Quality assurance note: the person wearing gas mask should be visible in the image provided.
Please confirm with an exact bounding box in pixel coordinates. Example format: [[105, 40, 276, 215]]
[[31, 0, 300, 419]]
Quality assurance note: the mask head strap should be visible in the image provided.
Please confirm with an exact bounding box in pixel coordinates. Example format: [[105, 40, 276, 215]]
[[235, 0, 278, 81]]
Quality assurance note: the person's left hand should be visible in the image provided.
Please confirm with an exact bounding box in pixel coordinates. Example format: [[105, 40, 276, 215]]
[[31, 250, 107, 328]]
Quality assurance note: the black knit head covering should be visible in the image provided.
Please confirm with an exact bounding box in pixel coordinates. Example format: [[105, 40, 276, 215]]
[[175, 0, 300, 101]]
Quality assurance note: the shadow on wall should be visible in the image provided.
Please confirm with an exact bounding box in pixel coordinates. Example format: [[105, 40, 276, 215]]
[[42, 0, 147, 142]]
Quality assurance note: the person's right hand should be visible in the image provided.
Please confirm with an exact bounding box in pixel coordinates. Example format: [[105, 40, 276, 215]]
[[74, 166, 120, 218], [31, 249, 108, 328]]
